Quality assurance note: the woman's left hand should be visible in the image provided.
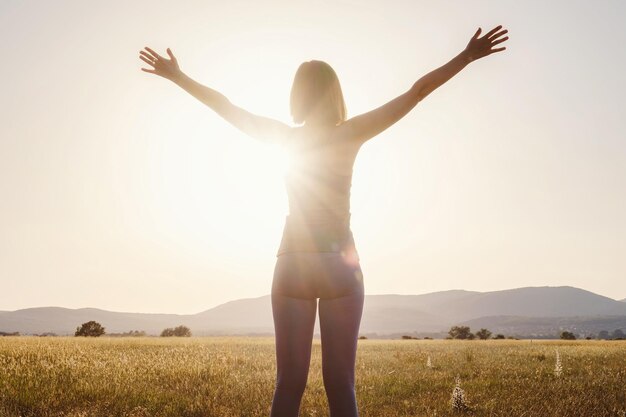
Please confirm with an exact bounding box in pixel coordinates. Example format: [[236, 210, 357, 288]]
[[139, 47, 182, 81], [464, 25, 509, 62]]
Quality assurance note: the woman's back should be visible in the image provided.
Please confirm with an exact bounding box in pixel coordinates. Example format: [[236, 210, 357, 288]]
[[277, 126, 361, 256]]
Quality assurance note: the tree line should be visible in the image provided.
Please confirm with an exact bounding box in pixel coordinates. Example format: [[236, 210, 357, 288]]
[[4, 320, 623, 339], [73, 321, 192, 337], [444, 326, 626, 340]]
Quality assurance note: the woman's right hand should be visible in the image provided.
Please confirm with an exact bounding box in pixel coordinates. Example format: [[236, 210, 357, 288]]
[[139, 47, 182, 81], [463, 25, 509, 62]]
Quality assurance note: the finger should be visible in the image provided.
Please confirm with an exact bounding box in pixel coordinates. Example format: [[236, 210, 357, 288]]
[[472, 27, 482, 39], [142, 47, 159, 61], [140, 51, 156, 62], [166, 47, 176, 61], [144, 46, 165, 60], [488, 29, 508, 40], [490, 47, 506, 53], [139, 55, 156, 67], [484, 25, 503, 39], [141, 68, 156, 73], [491, 36, 509, 46]]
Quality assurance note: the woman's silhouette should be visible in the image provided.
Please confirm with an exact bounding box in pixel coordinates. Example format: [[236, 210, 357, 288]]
[[139, 24, 508, 417]]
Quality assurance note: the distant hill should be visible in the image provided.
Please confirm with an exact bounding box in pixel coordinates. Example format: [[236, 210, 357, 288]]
[[1, 286, 625, 338], [0, 307, 192, 337], [433, 286, 626, 320]]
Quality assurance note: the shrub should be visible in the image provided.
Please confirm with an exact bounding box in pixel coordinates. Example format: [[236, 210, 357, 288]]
[[448, 326, 474, 340], [450, 375, 469, 411], [160, 325, 192, 337], [75, 321, 105, 337], [475, 328, 492, 340]]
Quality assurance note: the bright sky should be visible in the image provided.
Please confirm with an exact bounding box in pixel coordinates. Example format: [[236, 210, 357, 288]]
[[1, 0, 625, 314]]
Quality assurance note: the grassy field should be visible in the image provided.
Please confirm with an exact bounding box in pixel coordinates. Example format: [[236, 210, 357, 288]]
[[0, 337, 625, 417]]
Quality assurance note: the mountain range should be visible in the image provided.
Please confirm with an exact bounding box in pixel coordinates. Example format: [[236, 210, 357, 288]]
[[1, 286, 625, 338]]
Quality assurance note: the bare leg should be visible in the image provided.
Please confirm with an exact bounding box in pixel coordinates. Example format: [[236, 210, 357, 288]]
[[270, 292, 317, 417], [318, 290, 364, 417]]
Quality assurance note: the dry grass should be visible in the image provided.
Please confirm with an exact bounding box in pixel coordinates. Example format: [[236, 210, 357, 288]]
[[1, 337, 625, 416]]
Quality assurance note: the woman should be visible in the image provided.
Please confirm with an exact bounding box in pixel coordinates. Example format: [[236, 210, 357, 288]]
[[139, 24, 508, 417]]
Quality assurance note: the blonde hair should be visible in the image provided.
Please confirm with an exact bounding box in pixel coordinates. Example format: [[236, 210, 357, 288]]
[[290, 60, 347, 126]]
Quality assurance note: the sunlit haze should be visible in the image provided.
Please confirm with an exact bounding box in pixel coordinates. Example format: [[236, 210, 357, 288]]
[[1, 0, 625, 314]]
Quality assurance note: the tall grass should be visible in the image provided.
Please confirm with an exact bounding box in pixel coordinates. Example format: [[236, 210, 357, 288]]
[[0, 337, 625, 416]]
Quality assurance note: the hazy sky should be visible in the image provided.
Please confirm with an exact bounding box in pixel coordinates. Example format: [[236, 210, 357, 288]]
[[1, 0, 625, 314]]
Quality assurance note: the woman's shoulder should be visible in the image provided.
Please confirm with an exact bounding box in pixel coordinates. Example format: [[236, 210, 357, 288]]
[[286, 123, 357, 145]]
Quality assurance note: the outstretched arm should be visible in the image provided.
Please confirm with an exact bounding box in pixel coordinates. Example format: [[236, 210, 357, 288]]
[[139, 47, 291, 145], [345, 25, 509, 143]]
